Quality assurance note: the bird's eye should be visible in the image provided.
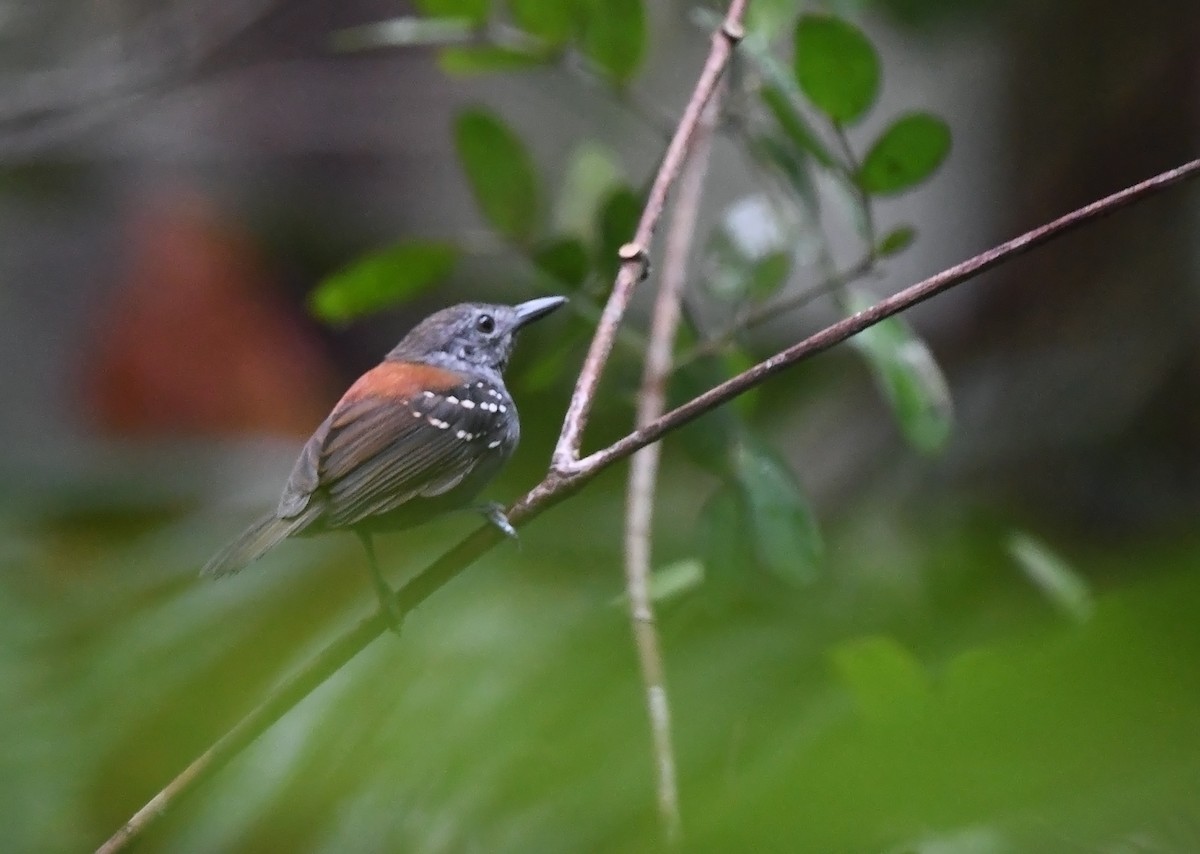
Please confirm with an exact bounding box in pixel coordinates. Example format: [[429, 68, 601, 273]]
[[476, 314, 496, 334]]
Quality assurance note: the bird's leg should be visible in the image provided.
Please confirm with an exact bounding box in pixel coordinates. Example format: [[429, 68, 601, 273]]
[[357, 531, 403, 635], [476, 501, 518, 542]]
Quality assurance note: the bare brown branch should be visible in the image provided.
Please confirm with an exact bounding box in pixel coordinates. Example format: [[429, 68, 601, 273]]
[[576, 157, 1200, 473], [551, 0, 748, 470], [624, 95, 720, 847]]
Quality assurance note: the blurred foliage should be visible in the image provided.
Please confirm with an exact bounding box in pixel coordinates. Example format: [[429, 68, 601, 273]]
[[579, 0, 646, 84], [454, 108, 541, 245], [6, 477, 1200, 851]]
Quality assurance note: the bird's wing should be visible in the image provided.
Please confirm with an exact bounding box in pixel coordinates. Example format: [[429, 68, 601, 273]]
[[278, 367, 508, 528]]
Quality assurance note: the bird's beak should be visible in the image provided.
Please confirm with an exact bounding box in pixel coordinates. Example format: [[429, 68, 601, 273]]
[[513, 295, 568, 329]]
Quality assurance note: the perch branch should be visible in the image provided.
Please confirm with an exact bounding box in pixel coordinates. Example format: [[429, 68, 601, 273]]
[[95, 88, 1200, 854]]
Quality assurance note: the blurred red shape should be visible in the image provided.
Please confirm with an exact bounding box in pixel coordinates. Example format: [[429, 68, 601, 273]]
[[84, 189, 339, 439]]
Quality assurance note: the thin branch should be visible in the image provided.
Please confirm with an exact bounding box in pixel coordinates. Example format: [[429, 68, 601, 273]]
[[95, 129, 1200, 854], [551, 3, 749, 471], [575, 158, 1200, 473], [624, 96, 720, 848]]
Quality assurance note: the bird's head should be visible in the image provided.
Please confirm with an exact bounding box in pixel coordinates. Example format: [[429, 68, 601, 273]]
[[387, 296, 567, 374]]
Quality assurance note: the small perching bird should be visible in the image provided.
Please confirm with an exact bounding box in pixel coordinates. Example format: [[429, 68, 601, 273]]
[[202, 296, 567, 619]]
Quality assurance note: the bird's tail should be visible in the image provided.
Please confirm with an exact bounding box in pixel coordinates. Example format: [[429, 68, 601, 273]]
[[201, 509, 317, 578]]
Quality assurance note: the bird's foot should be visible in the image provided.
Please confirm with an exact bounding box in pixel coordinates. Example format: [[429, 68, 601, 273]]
[[366, 568, 404, 636], [373, 584, 405, 637], [477, 502, 518, 542], [358, 531, 403, 637]]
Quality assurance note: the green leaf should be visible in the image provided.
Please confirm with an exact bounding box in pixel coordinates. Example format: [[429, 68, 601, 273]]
[[579, 0, 645, 84], [308, 242, 458, 323], [553, 141, 624, 240], [830, 636, 931, 723], [454, 108, 540, 244], [415, 0, 490, 26], [595, 185, 642, 280], [858, 112, 951, 194], [1008, 532, 1093, 623], [794, 14, 880, 124], [845, 288, 954, 453], [437, 45, 551, 75], [760, 85, 837, 169], [877, 225, 916, 256], [532, 236, 589, 288], [507, 0, 578, 45], [730, 438, 822, 586]]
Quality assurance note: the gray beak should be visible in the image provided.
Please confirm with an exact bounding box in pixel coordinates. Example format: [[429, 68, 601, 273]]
[[514, 295, 568, 329]]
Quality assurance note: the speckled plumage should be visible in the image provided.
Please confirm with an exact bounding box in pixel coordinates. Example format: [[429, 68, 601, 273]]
[[202, 296, 566, 583]]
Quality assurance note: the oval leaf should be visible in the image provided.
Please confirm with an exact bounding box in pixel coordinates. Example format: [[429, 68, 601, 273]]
[[877, 225, 916, 257], [859, 113, 951, 195], [508, 0, 577, 45], [845, 288, 954, 453], [309, 242, 458, 323], [454, 108, 540, 244], [579, 0, 645, 84], [731, 438, 822, 586], [794, 14, 880, 124]]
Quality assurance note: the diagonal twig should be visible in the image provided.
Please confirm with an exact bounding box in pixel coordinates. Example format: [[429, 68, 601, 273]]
[[575, 157, 1200, 473], [551, 1, 749, 471], [624, 94, 721, 847]]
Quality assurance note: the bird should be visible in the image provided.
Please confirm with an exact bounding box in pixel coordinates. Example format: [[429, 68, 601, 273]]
[[201, 295, 567, 621]]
